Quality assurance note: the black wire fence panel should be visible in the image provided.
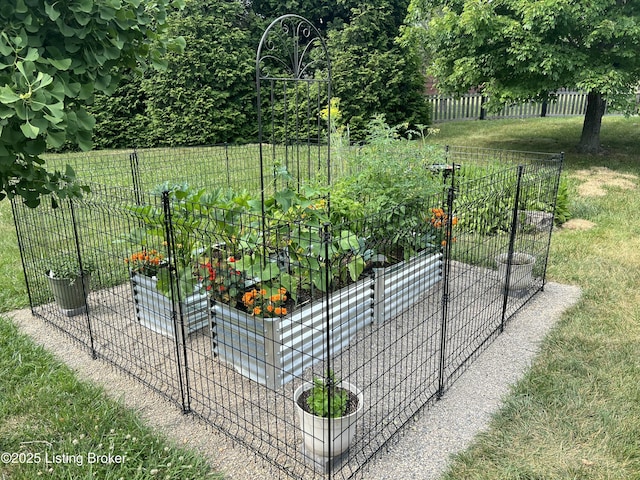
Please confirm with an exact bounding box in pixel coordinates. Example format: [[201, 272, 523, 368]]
[[13, 147, 562, 479]]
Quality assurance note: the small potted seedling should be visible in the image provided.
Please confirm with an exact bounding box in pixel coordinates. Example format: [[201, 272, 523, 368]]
[[293, 370, 363, 461], [45, 252, 95, 316]]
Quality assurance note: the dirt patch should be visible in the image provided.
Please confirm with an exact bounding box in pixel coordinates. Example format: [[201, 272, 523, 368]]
[[571, 167, 638, 197], [561, 219, 596, 231]]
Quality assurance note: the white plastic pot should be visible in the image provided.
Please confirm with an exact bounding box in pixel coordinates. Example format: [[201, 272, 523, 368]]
[[293, 381, 363, 459]]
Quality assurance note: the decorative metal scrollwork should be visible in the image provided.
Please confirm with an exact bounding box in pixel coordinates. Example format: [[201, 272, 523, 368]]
[[256, 14, 329, 81]]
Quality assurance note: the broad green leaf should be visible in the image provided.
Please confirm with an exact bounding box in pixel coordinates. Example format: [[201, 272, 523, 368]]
[[44, 2, 61, 21], [0, 87, 21, 104], [15, 0, 28, 14], [76, 0, 94, 14], [20, 122, 39, 139], [76, 108, 96, 131], [46, 101, 64, 119], [339, 230, 360, 251], [24, 48, 39, 62], [347, 256, 366, 282], [76, 129, 93, 151], [259, 263, 280, 282], [46, 129, 66, 148], [34, 72, 54, 89], [48, 58, 72, 71], [278, 273, 298, 302]]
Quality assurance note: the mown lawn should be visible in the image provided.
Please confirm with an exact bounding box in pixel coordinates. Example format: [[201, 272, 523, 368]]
[[429, 116, 640, 479], [1, 115, 639, 479]]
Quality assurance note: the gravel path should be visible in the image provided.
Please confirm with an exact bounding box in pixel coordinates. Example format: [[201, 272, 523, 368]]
[[10, 281, 580, 479]]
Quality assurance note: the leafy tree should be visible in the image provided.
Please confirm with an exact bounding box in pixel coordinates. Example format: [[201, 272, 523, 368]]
[[250, 0, 349, 31], [88, 70, 149, 150], [252, 0, 430, 139], [0, 0, 185, 207], [330, 2, 430, 138], [143, 0, 262, 146], [409, 0, 640, 153]]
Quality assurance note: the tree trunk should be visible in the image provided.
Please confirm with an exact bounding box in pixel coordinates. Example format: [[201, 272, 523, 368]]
[[577, 90, 606, 154]]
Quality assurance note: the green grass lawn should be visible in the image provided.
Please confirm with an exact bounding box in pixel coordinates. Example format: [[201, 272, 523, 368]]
[[430, 116, 640, 479], [2, 115, 639, 479]]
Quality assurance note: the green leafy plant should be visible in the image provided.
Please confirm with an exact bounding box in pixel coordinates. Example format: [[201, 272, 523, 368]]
[[553, 176, 572, 225], [306, 371, 349, 418], [121, 182, 211, 300], [331, 115, 446, 261], [0, 0, 185, 207], [45, 252, 96, 283], [236, 171, 371, 297]]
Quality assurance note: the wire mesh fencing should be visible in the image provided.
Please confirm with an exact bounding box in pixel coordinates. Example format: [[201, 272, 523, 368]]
[[12, 145, 562, 479]]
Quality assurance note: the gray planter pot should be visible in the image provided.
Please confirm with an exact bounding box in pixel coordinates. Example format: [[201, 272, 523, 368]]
[[496, 252, 536, 291], [130, 273, 208, 339], [519, 210, 554, 232], [47, 274, 90, 317]]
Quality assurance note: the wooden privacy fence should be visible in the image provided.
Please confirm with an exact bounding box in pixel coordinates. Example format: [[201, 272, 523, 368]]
[[426, 90, 639, 123]]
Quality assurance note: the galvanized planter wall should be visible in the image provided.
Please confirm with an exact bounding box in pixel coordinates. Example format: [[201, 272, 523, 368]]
[[212, 252, 442, 388], [130, 273, 209, 339], [212, 277, 374, 389], [373, 250, 443, 323]]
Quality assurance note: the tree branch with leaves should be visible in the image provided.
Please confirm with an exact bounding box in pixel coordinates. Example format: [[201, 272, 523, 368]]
[[407, 0, 640, 153], [0, 0, 185, 207]]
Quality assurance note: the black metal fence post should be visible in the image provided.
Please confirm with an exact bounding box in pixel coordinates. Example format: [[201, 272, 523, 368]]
[[69, 199, 97, 359], [130, 149, 142, 206], [500, 165, 525, 332], [161, 191, 192, 414], [437, 181, 456, 398], [322, 221, 333, 475]]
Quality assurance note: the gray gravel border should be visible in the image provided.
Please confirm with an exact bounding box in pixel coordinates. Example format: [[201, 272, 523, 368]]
[[10, 281, 580, 479]]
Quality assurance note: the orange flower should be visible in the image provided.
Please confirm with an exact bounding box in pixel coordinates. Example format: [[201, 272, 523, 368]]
[[278, 287, 287, 295], [260, 289, 267, 296], [270, 294, 282, 302], [253, 307, 261, 316], [266, 305, 274, 313], [274, 307, 287, 316], [242, 290, 256, 306]]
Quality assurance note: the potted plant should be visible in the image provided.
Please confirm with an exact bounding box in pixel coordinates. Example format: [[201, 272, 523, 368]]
[[293, 371, 363, 461], [45, 252, 95, 316], [495, 252, 536, 291]]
